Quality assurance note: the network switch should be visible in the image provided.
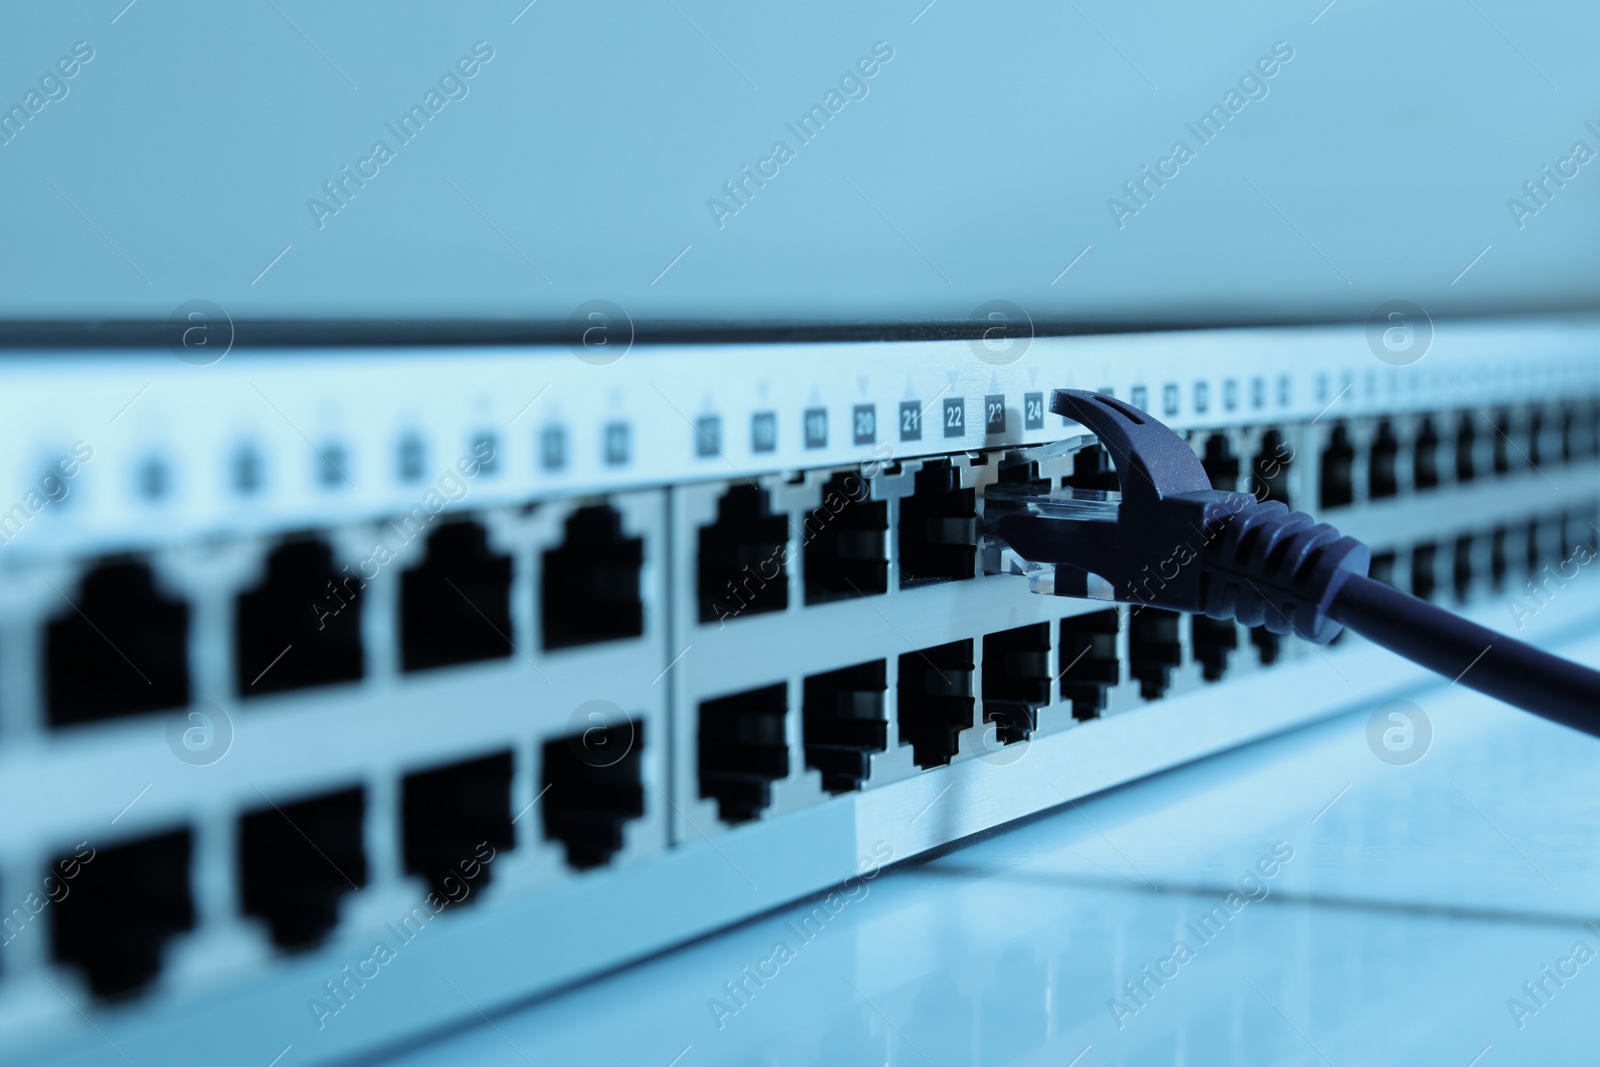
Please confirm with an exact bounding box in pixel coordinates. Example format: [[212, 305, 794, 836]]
[[0, 316, 1597, 1065]]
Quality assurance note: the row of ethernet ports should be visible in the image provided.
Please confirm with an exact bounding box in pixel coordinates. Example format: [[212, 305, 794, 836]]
[[31, 452, 1012, 729], [699, 608, 1270, 824], [8, 732, 646, 1000], [35, 505, 645, 729], [1317, 401, 1600, 510]]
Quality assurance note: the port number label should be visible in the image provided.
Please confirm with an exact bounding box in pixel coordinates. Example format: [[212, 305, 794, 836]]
[[603, 421, 630, 466], [899, 400, 922, 442], [694, 415, 721, 457], [943, 397, 965, 438], [752, 411, 777, 453], [541, 425, 566, 471], [803, 407, 827, 449], [1023, 392, 1044, 431], [984, 394, 1006, 434], [852, 404, 876, 446]]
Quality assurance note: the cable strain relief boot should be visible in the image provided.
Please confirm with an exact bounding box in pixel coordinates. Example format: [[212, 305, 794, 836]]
[[1188, 494, 1370, 644]]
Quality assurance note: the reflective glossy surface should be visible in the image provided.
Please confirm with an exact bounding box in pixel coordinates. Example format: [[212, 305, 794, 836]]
[[388, 631, 1600, 1066]]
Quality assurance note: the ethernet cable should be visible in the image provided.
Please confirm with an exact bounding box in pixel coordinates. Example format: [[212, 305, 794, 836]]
[[984, 390, 1600, 737]]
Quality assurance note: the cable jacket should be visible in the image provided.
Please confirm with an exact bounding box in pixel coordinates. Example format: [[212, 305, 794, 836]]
[[1330, 573, 1600, 738]]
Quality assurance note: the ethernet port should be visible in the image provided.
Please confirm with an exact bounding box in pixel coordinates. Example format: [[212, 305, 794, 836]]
[[803, 473, 888, 605], [981, 624, 1050, 744], [1191, 616, 1238, 682], [1455, 413, 1477, 483], [1411, 542, 1438, 601], [401, 521, 513, 671], [1525, 518, 1545, 574], [1319, 424, 1356, 509], [1059, 609, 1120, 720], [1528, 408, 1549, 467], [401, 751, 514, 902], [898, 459, 977, 585], [1413, 416, 1441, 490], [1491, 409, 1515, 476], [1061, 444, 1121, 493], [1251, 429, 1292, 506], [1559, 406, 1580, 464], [1248, 625, 1282, 667], [541, 723, 645, 870], [1369, 421, 1400, 500], [1199, 434, 1241, 492], [542, 505, 644, 649], [803, 660, 888, 794], [236, 539, 362, 697], [699, 684, 788, 824], [1370, 550, 1398, 588], [239, 787, 367, 950], [45, 560, 190, 727], [50, 830, 194, 999], [1128, 608, 1183, 700], [699, 485, 789, 623], [1452, 534, 1474, 602], [897, 640, 974, 769], [1489, 526, 1509, 590]]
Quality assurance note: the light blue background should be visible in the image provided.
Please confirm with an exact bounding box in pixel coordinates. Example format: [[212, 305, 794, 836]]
[[2, 0, 1597, 324]]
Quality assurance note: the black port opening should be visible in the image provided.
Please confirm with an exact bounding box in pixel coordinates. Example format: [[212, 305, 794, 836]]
[[1525, 518, 1545, 574], [1559, 407, 1579, 464], [1527, 408, 1547, 468], [803, 660, 887, 794], [1411, 542, 1438, 600], [236, 539, 363, 697], [239, 787, 367, 951], [1452, 534, 1474, 602], [401, 520, 513, 671], [699, 683, 788, 824], [1061, 444, 1121, 493], [50, 830, 194, 999], [1454, 413, 1477, 483], [401, 751, 514, 903], [803, 473, 887, 605], [1191, 616, 1239, 683], [998, 452, 1050, 493], [1059, 610, 1120, 719], [1489, 526, 1509, 590], [1318, 424, 1356, 510], [1369, 421, 1400, 500], [1413, 416, 1441, 491], [1248, 625, 1282, 667], [898, 459, 977, 585], [1128, 608, 1183, 700], [897, 640, 974, 769], [699, 484, 789, 622], [1251, 429, 1292, 506], [45, 560, 190, 727], [542, 505, 644, 649], [1491, 409, 1515, 476], [541, 723, 645, 870], [981, 623, 1050, 744], [1370, 549, 1398, 588], [1199, 434, 1241, 492]]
